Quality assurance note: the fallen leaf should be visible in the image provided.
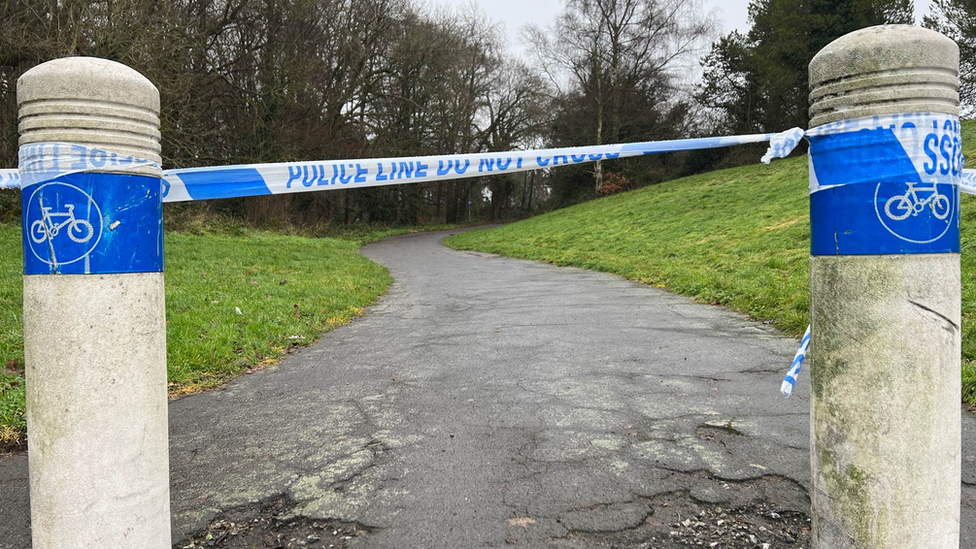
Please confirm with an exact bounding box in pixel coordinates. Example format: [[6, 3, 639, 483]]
[[506, 517, 536, 528]]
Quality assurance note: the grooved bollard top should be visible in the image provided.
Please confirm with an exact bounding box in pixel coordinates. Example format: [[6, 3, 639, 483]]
[[809, 24, 959, 127], [17, 57, 161, 177]]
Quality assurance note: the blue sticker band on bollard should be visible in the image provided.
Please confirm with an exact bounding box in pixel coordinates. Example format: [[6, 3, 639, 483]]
[[21, 172, 163, 275], [808, 113, 963, 255]]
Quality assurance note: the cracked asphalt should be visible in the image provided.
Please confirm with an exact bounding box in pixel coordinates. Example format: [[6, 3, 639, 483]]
[[2, 228, 976, 547]]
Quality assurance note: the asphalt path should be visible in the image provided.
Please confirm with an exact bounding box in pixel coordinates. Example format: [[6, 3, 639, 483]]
[[1, 228, 975, 547]]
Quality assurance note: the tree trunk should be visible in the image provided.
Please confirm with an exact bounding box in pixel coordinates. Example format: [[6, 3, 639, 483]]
[[436, 183, 443, 222], [594, 105, 604, 194], [612, 41, 620, 143], [447, 183, 457, 224], [343, 190, 350, 225]]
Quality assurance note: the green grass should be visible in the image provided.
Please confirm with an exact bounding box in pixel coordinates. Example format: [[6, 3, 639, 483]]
[[0, 222, 448, 448], [0, 225, 23, 446], [447, 121, 976, 407]]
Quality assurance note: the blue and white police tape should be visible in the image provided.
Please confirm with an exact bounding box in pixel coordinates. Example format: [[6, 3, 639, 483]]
[[761, 127, 805, 164], [3, 122, 975, 200], [781, 325, 811, 398], [2, 141, 160, 192], [161, 131, 804, 202], [14, 142, 160, 185], [0, 130, 802, 198], [963, 169, 976, 192], [0, 170, 18, 189], [808, 112, 964, 255]]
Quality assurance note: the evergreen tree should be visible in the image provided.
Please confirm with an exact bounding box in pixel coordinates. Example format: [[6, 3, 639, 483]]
[[697, 31, 764, 135], [697, 0, 915, 136]]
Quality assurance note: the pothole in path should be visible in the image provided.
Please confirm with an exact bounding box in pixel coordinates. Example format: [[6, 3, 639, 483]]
[[696, 420, 747, 447], [641, 496, 810, 548], [175, 495, 371, 549], [552, 472, 811, 548]]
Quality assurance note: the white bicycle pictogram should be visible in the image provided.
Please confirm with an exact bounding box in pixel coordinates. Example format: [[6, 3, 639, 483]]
[[884, 182, 951, 221], [30, 202, 95, 244]]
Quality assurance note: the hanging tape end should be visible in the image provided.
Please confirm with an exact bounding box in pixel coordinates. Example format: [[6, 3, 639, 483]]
[[780, 380, 794, 398], [761, 127, 806, 164]]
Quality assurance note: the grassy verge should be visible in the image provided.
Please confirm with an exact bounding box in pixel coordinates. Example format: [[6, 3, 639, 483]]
[[447, 122, 976, 407], [0, 222, 449, 449]]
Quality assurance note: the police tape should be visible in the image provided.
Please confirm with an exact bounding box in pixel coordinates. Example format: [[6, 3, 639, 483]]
[[1, 117, 973, 388], [0, 170, 18, 189], [807, 113, 965, 193], [780, 325, 810, 398], [0, 131, 800, 198], [3, 126, 974, 199]]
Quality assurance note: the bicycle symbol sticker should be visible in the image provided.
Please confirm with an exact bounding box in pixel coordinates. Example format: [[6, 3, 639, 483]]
[[30, 203, 95, 244], [874, 180, 955, 244], [25, 182, 103, 267]]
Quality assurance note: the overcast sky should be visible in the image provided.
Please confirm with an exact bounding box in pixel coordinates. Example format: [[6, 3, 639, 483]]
[[434, 0, 935, 58], [706, 0, 932, 34]]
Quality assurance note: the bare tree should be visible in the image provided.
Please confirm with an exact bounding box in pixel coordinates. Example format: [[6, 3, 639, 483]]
[[0, 0, 558, 224], [524, 0, 713, 193]]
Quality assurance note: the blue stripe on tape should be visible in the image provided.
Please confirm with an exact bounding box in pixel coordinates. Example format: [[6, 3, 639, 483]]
[[808, 119, 962, 255], [175, 167, 271, 201], [22, 172, 162, 275], [617, 133, 776, 156]]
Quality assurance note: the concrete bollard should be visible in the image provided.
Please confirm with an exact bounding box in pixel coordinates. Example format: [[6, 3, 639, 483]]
[[18, 58, 170, 546], [807, 26, 961, 547]]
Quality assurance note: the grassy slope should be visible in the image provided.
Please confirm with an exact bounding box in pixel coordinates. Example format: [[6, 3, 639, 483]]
[[447, 121, 976, 406], [0, 223, 447, 447]]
